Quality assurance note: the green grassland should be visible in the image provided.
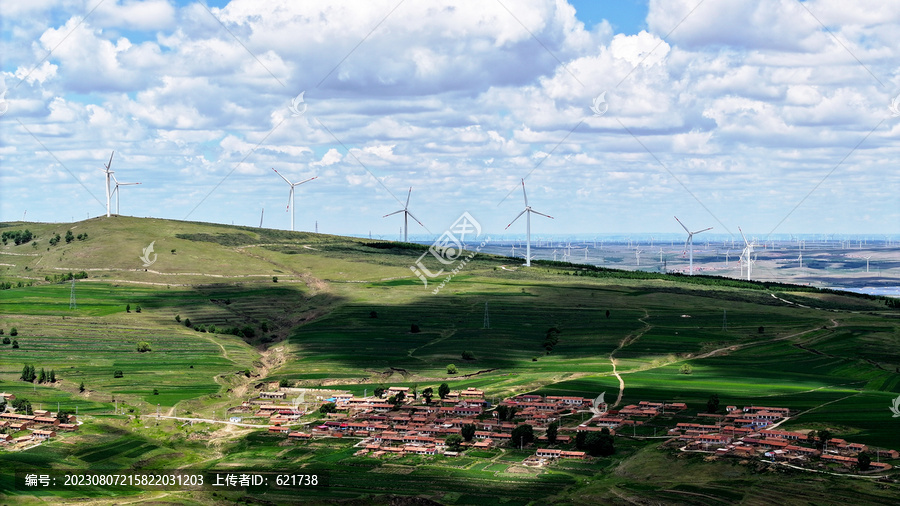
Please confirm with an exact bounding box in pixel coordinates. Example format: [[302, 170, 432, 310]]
[[0, 217, 898, 504]]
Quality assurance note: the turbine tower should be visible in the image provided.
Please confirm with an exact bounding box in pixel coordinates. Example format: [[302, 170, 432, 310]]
[[739, 226, 754, 281], [635, 248, 643, 267], [674, 216, 712, 275], [383, 187, 424, 243], [272, 168, 317, 231], [864, 255, 872, 273], [111, 172, 141, 215], [505, 179, 553, 267], [101, 151, 115, 217]]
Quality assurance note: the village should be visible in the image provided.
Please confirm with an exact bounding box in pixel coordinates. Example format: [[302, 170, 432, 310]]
[[225, 385, 899, 474], [0, 392, 79, 448]]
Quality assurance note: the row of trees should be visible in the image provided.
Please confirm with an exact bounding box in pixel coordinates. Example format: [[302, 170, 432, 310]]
[[44, 271, 88, 283], [2, 229, 33, 245], [21, 364, 56, 383]]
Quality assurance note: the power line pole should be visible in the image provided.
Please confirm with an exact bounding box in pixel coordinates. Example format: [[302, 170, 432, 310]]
[[722, 310, 727, 331], [483, 302, 490, 329], [69, 279, 76, 309]]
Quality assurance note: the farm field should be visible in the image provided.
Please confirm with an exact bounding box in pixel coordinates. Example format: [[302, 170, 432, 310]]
[[0, 217, 898, 504]]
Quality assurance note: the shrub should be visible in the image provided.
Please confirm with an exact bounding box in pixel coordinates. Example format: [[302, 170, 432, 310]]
[[2, 337, 9, 345], [447, 364, 458, 374], [79, 382, 85, 393], [113, 370, 124, 378], [272, 276, 278, 283], [410, 324, 421, 333], [11, 340, 19, 349], [10, 327, 17, 337], [136, 341, 152, 352], [135, 305, 142, 313], [175, 314, 181, 322], [153, 389, 159, 396], [461, 351, 475, 361], [184, 318, 191, 328]]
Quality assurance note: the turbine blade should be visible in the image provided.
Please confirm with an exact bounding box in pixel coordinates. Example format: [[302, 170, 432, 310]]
[[505, 209, 527, 229], [106, 151, 114, 169], [529, 209, 554, 219], [383, 210, 404, 218], [739, 226, 749, 245], [520, 179, 529, 207], [405, 187, 412, 209], [674, 216, 690, 234], [406, 210, 425, 227], [693, 227, 713, 234], [273, 168, 293, 185], [294, 176, 317, 186]]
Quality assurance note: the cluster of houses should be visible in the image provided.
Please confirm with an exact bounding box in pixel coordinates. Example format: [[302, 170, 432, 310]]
[[246, 387, 598, 461], [0, 394, 77, 446], [670, 405, 896, 472]]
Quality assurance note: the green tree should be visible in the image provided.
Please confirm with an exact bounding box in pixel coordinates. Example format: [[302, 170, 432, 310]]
[[438, 383, 450, 399], [12, 397, 32, 415], [816, 429, 833, 450], [175, 314, 181, 322], [410, 324, 421, 333], [394, 391, 406, 405], [2, 337, 9, 345], [461, 423, 476, 442], [135, 305, 142, 313], [49, 370, 56, 382], [461, 351, 475, 360], [857, 452, 871, 471], [272, 276, 278, 283], [11, 340, 19, 349], [374, 386, 385, 398], [126, 304, 131, 313], [422, 387, 433, 404], [21, 364, 36, 382], [680, 363, 693, 375], [136, 341, 152, 352], [153, 389, 159, 396], [546, 423, 558, 444], [318, 403, 336, 414], [447, 364, 458, 375], [706, 394, 720, 414], [10, 327, 17, 336], [585, 428, 615, 456], [113, 370, 124, 378], [79, 382, 85, 393], [65, 230, 74, 243], [511, 424, 534, 448], [445, 434, 463, 451], [38, 368, 47, 383], [575, 431, 587, 449], [56, 409, 75, 422], [183, 318, 191, 328], [279, 378, 291, 388]]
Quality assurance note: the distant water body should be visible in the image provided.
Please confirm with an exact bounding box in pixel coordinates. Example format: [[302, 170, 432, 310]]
[[828, 286, 900, 298]]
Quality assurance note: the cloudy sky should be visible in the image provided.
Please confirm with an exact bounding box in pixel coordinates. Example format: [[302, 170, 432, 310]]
[[1, 0, 898, 239]]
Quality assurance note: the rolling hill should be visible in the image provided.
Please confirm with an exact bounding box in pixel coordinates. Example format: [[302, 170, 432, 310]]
[[0, 216, 898, 504]]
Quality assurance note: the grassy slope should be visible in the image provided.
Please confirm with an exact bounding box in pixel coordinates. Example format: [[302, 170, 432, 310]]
[[0, 217, 899, 504]]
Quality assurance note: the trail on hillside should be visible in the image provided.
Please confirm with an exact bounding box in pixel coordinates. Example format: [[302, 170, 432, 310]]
[[608, 309, 651, 408]]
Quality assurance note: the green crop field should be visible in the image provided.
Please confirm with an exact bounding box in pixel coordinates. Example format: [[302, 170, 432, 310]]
[[0, 216, 898, 504]]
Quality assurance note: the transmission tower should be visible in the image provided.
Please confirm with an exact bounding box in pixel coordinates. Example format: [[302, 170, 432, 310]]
[[69, 279, 76, 309], [483, 302, 490, 329]]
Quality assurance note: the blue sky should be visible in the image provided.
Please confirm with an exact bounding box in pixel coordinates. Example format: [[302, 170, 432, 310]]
[[1, 0, 898, 239]]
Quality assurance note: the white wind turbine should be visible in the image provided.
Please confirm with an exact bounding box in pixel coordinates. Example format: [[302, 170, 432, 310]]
[[674, 216, 712, 275], [101, 151, 115, 217], [110, 171, 141, 215], [505, 179, 553, 267], [383, 187, 424, 243], [273, 168, 317, 232], [864, 255, 872, 273], [797, 246, 803, 268], [739, 227, 754, 281], [635, 248, 643, 267]]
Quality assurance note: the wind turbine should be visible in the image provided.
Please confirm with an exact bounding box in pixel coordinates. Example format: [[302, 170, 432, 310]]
[[635, 248, 643, 267], [101, 151, 115, 217], [797, 246, 803, 268], [739, 227, 754, 281], [110, 172, 141, 215], [864, 255, 872, 273], [383, 187, 424, 243], [272, 168, 317, 232], [674, 216, 712, 275], [505, 179, 553, 267]]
